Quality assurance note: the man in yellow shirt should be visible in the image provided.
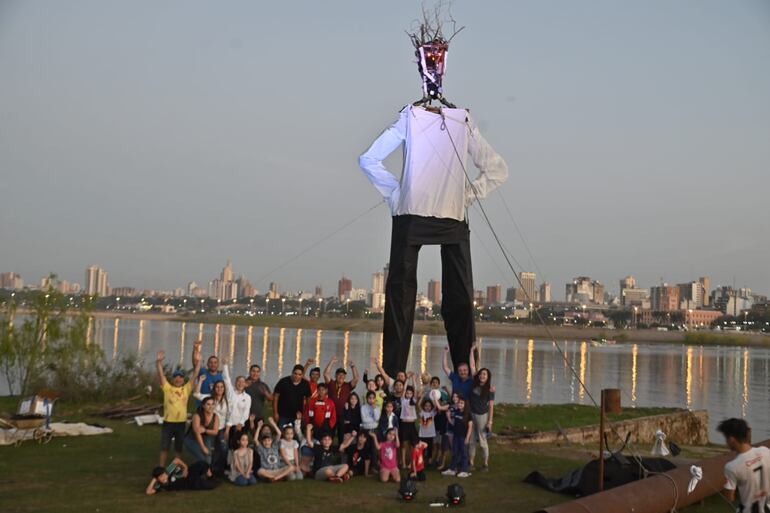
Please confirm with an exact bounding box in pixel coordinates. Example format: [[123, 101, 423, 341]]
[[157, 341, 202, 466]]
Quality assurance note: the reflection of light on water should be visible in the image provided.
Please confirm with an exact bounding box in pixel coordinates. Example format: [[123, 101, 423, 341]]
[[262, 327, 269, 375], [86, 317, 93, 346], [315, 330, 322, 364], [229, 325, 236, 363], [214, 324, 221, 355], [631, 344, 638, 403], [420, 335, 428, 374], [278, 328, 285, 376], [197, 323, 204, 342], [178, 322, 186, 366], [138, 319, 145, 354], [343, 331, 350, 366], [579, 342, 587, 402], [246, 326, 253, 366], [296, 329, 303, 364], [686, 346, 693, 408], [743, 349, 750, 418], [113, 318, 120, 362], [526, 339, 534, 402]]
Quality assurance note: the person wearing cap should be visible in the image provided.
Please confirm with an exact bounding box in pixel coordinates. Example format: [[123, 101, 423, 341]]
[[324, 356, 360, 442], [156, 341, 203, 466]]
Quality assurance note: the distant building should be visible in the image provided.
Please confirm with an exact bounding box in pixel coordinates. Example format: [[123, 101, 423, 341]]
[[427, 279, 441, 305], [473, 289, 485, 306], [345, 288, 367, 302], [516, 272, 536, 302], [112, 287, 138, 297], [314, 285, 323, 298], [372, 272, 385, 294], [0, 272, 23, 290], [539, 282, 552, 303], [677, 281, 703, 309], [338, 276, 352, 301], [687, 309, 723, 328], [565, 276, 604, 304], [368, 292, 386, 312], [268, 282, 280, 299], [505, 286, 517, 302], [486, 284, 502, 305], [622, 287, 650, 309], [85, 265, 109, 296], [699, 277, 711, 307], [650, 284, 680, 312]]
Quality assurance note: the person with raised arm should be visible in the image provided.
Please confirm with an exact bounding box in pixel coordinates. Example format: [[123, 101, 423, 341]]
[[305, 424, 350, 483], [468, 342, 495, 471], [324, 356, 360, 442], [369, 428, 401, 483], [157, 341, 202, 466], [443, 345, 473, 400], [220, 357, 251, 449]]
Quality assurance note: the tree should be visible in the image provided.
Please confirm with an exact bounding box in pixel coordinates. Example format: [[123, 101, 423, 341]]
[[0, 279, 98, 396]]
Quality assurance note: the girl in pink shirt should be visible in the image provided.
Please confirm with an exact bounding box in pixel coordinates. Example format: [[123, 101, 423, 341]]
[[370, 428, 401, 483]]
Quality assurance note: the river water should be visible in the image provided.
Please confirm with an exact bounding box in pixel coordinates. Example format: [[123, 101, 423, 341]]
[[8, 316, 770, 441]]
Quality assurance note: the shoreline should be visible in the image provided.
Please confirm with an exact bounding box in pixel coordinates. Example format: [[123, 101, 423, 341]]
[[87, 311, 770, 347]]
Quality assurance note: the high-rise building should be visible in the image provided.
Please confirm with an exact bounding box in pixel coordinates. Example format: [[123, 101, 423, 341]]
[[487, 284, 502, 305], [0, 272, 24, 290], [515, 272, 536, 302], [620, 276, 636, 298], [592, 282, 605, 305], [650, 284, 680, 312], [539, 282, 552, 303], [314, 285, 323, 298], [338, 276, 352, 301], [268, 282, 280, 299], [427, 279, 441, 305], [473, 289, 485, 306], [221, 259, 234, 283], [622, 288, 649, 308], [699, 277, 711, 307], [85, 265, 109, 296], [505, 286, 517, 302], [372, 272, 385, 294], [677, 281, 702, 309]]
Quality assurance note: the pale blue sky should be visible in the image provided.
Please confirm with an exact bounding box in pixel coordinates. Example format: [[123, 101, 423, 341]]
[[1, 0, 768, 298]]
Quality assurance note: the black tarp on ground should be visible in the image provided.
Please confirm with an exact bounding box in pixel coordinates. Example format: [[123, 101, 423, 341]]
[[524, 454, 676, 497]]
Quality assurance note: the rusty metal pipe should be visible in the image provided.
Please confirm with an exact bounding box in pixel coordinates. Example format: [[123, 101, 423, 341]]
[[535, 440, 770, 513]]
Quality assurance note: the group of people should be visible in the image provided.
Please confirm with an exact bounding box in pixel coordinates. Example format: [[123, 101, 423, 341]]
[[147, 340, 495, 494]]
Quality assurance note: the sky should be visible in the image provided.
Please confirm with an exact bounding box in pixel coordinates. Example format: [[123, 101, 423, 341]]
[[1, 0, 768, 299]]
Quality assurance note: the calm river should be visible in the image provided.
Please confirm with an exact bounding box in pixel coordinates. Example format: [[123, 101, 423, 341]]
[[11, 317, 770, 441]]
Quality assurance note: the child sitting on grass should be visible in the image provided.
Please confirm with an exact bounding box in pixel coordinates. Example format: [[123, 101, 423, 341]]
[[341, 430, 372, 477], [305, 425, 350, 483], [255, 420, 296, 483], [271, 417, 303, 481], [370, 428, 401, 483], [228, 432, 257, 486]]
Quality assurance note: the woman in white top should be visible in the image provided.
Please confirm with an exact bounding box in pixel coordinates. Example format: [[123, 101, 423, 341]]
[[221, 360, 251, 449]]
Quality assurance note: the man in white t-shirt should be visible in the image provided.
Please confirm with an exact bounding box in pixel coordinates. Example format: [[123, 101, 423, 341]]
[[719, 418, 770, 513]]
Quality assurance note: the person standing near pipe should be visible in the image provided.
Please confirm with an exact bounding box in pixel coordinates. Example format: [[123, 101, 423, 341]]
[[718, 418, 770, 513]]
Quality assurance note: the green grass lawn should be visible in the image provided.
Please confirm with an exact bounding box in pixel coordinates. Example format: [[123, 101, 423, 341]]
[[0, 398, 727, 513]]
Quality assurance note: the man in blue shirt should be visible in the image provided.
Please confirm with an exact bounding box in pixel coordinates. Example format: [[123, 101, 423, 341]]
[[197, 354, 222, 402], [442, 346, 473, 400]]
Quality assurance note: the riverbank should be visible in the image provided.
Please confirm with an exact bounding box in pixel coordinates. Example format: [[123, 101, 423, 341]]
[[0, 398, 727, 512], [89, 310, 770, 347]]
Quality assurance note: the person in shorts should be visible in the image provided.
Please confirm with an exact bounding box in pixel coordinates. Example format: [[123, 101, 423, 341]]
[[305, 427, 349, 483], [156, 342, 202, 466]]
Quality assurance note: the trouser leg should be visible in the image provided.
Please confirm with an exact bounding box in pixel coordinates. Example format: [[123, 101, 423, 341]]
[[440, 238, 475, 370], [383, 224, 420, 376]]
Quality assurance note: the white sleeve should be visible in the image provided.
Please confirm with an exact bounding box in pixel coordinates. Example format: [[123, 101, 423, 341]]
[[358, 110, 407, 210], [723, 464, 737, 491], [222, 364, 235, 403], [465, 120, 509, 207]]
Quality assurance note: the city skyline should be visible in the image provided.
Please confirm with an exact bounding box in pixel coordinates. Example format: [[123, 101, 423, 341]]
[[1, 2, 768, 297]]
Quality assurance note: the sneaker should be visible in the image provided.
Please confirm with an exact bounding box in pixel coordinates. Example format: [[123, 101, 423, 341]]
[[457, 472, 471, 478], [441, 469, 457, 476]]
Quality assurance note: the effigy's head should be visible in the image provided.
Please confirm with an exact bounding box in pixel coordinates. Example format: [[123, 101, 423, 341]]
[[415, 39, 449, 100], [407, 5, 463, 103]]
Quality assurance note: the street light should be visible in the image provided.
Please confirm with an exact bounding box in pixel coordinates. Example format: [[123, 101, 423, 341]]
[[317, 297, 323, 317], [346, 298, 351, 316], [266, 298, 270, 315], [299, 298, 303, 317], [633, 306, 638, 328], [688, 309, 693, 330], [281, 297, 286, 316]]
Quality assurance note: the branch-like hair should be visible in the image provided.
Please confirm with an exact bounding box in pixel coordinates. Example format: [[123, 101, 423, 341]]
[[406, 0, 465, 48]]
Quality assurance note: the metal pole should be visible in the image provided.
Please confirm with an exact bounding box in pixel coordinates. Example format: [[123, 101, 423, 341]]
[[598, 390, 605, 492]]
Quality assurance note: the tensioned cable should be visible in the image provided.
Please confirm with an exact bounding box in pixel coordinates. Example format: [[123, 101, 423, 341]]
[[439, 111, 735, 512], [254, 200, 384, 285]]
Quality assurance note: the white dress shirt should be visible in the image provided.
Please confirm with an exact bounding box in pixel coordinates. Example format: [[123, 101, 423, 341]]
[[359, 105, 508, 222]]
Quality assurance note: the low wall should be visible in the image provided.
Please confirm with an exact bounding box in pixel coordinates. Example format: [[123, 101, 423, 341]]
[[509, 409, 709, 446]]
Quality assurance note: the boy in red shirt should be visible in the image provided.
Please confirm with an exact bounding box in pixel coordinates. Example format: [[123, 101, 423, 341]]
[[305, 382, 337, 438], [410, 440, 428, 481]]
